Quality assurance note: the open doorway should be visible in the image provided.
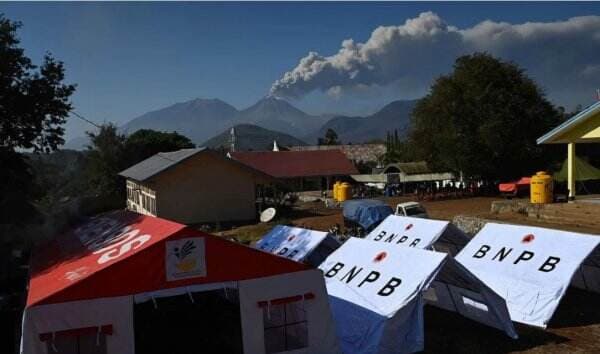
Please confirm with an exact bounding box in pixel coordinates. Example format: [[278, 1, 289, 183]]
[[134, 288, 243, 354]]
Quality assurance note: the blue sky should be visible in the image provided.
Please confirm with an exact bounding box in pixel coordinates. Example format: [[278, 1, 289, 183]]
[[3, 2, 600, 141]]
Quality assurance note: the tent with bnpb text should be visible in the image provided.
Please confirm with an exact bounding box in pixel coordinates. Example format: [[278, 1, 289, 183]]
[[256, 225, 341, 266], [365, 215, 470, 255], [319, 238, 447, 354], [456, 222, 600, 328], [364, 215, 516, 337]]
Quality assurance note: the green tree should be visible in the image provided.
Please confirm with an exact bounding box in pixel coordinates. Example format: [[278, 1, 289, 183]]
[[85, 126, 195, 200], [384, 129, 413, 164], [410, 53, 562, 181], [125, 129, 194, 163], [318, 128, 339, 145], [85, 124, 128, 199], [0, 15, 75, 227]]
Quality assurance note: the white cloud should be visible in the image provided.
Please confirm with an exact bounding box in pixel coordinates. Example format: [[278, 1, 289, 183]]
[[270, 12, 600, 107]]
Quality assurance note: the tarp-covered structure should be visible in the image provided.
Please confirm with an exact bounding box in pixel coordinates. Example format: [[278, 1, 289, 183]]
[[255, 225, 340, 266], [319, 238, 447, 354], [554, 156, 600, 182], [342, 199, 393, 232], [456, 223, 600, 328], [499, 177, 531, 195], [21, 211, 339, 354], [364, 216, 516, 338]]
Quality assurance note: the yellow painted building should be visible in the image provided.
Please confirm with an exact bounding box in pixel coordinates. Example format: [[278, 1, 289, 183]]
[[538, 101, 600, 199], [119, 148, 272, 224]]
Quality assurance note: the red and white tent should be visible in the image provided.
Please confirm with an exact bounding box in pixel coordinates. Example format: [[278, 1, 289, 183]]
[[21, 211, 339, 354]]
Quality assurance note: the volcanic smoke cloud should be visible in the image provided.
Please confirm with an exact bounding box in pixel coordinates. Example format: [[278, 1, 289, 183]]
[[270, 12, 600, 105]]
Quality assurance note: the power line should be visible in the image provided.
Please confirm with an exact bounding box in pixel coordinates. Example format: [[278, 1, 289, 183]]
[[71, 111, 101, 128]]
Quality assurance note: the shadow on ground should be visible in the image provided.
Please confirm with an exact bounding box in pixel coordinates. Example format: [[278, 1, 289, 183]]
[[423, 288, 600, 353]]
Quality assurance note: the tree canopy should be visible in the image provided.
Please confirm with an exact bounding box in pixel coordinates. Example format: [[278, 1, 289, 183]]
[[0, 16, 75, 153], [0, 15, 75, 227], [318, 128, 339, 145], [85, 126, 195, 199], [125, 129, 194, 163], [410, 53, 562, 181]]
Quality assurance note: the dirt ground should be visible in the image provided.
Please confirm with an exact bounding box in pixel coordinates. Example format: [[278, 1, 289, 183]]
[[221, 196, 600, 353]]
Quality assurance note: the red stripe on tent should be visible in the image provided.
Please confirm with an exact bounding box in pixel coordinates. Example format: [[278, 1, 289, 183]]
[[39, 325, 113, 342], [257, 292, 315, 307], [26, 211, 309, 307]]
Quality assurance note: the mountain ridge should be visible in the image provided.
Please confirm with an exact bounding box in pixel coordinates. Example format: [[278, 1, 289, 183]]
[[64, 97, 418, 150]]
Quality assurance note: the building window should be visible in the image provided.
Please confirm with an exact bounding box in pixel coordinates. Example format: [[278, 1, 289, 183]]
[[263, 302, 308, 353]]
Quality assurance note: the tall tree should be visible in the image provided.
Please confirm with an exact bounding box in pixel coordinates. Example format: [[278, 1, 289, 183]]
[[410, 53, 562, 181], [318, 128, 339, 145], [0, 15, 75, 227], [85, 124, 128, 199], [85, 126, 195, 200]]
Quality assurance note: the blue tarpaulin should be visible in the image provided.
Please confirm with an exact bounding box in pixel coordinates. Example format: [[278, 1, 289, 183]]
[[342, 199, 393, 231]]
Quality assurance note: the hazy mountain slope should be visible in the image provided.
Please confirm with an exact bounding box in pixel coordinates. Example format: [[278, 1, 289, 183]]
[[121, 98, 238, 143], [202, 124, 307, 151], [309, 99, 418, 144], [236, 96, 327, 136], [64, 136, 91, 150]]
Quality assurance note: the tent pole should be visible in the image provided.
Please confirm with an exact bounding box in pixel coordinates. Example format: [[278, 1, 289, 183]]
[[568, 143, 576, 201]]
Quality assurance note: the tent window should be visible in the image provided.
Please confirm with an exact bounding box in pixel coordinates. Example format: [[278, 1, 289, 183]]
[[462, 296, 489, 312], [44, 333, 107, 354], [263, 302, 308, 353]]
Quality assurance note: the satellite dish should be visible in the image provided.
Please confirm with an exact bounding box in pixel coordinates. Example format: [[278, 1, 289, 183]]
[[260, 208, 277, 223]]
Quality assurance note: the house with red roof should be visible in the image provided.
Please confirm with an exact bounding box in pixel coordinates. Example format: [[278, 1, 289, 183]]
[[229, 150, 358, 191]]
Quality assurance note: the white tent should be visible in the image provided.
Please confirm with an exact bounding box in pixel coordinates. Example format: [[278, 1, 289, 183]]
[[256, 225, 341, 266], [364, 215, 516, 337], [319, 238, 447, 354], [456, 222, 600, 328], [365, 215, 469, 254], [21, 211, 340, 354], [571, 247, 600, 293]]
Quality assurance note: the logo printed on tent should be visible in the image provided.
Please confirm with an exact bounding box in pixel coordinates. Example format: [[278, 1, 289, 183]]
[[373, 252, 387, 263], [522, 234, 535, 243], [173, 240, 197, 272], [166, 237, 207, 281]]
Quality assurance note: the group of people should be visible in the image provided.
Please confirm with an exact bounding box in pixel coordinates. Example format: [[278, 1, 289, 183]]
[[382, 181, 482, 200]]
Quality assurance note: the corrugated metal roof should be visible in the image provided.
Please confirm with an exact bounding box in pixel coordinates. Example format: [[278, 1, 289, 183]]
[[118, 148, 206, 182], [229, 150, 358, 178]]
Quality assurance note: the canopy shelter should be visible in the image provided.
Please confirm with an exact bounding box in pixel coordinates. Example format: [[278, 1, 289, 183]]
[[342, 199, 393, 233], [255, 225, 341, 267], [554, 156, 600, 182], [21, 211, 339, 354], [456, 222, 600, 328], [319, 238, 447, 354], [538, 101, 600, 199], [364, 216, 516, 338]]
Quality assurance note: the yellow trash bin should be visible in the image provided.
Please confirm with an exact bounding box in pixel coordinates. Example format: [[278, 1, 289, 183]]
[[333, 181, 340, 201], [338, 182, 352, 202], [531, 171, 553, 204]]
